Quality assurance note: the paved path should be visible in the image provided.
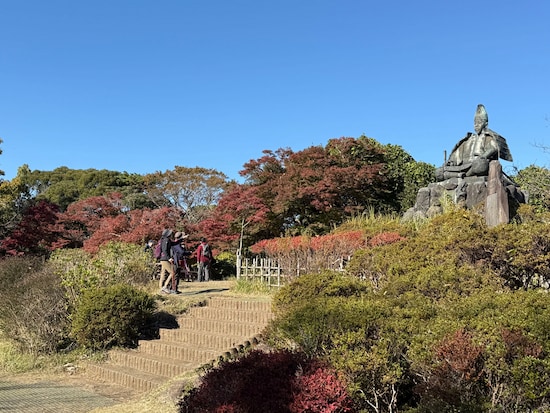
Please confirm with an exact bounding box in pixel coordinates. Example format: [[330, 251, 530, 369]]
[[0, 379, 117, 413]]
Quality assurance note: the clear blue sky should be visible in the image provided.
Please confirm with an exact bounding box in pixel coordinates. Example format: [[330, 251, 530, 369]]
[[1, 1, 549, 182]]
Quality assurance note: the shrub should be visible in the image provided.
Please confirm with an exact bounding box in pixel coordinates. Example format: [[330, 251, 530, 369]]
[[49, 241, 153, 308], [212, 251, 236, 280], [272, 270, 369, 317], [180, 349, 299, 412], [266, 209, 550, 411], [179, 350, 354, 413], [0, 256, 70, 354], [290, 359, 354, 413], [415, 329, 487, 413], [70, 284, 156, 350]]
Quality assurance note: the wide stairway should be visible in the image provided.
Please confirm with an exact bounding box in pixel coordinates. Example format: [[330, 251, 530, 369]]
[[86, 296, 273, 393]]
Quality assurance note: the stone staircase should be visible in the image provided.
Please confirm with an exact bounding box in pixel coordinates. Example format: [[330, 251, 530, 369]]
[[86, 296, 273, 393]]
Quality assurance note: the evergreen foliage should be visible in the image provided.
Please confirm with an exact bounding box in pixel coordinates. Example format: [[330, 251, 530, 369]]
[[268, 208, 550, 412], [50, 241, 153, 309], [70, 284, 156, 350]]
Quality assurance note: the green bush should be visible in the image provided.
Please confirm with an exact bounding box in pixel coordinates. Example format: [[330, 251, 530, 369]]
[[211, 251, 236, 279], [272, 270, 369, 317], [268, 209, 550, 412], [71, 284, 156, 350], [49, 241, 153, 308]]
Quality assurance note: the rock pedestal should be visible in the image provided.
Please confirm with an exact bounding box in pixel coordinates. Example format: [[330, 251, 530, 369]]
[[403, 160, 526, 226]]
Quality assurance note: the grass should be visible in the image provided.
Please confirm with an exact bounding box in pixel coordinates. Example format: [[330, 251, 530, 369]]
[[232, 276, 278, 296]]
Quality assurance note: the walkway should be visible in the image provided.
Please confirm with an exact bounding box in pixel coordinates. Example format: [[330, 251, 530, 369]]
[[0, 379, 117, 413]]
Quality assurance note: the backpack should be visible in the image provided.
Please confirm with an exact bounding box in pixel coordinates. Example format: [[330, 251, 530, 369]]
[[202, 243, 212, 258], [153, 240, 162, 260]]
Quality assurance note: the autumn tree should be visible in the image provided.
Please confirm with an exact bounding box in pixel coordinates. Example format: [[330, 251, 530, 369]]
[[143, 166, 231, 224], [54, 193, 182, 253], [206, 183, 270, 252], [238, 136, 429, 236], [0, 199, 60, 256]]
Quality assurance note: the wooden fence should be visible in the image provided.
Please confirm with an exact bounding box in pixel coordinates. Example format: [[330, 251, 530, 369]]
[[236, 255, 348, 287]]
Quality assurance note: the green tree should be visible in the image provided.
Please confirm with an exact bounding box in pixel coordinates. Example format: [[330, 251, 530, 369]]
[[0, 165, 34, 242], [383, 143, 435, 211], [515, 164, 550, 212], [20, 166, 148, 211]]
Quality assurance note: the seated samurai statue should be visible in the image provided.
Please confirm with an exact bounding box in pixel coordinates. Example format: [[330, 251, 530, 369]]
[[436, 104, 513, 181]]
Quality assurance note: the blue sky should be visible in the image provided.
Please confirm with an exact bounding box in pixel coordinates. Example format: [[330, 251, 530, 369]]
[[1, 1, 549, 182]]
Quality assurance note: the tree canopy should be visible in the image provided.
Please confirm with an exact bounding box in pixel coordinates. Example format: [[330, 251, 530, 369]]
[[19, 166, 149, 211], [234, 136, 434, 239]]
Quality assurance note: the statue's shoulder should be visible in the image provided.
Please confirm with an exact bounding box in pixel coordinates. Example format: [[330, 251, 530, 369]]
[[482, 128, 513, 162], [450, 132, 473, 154]]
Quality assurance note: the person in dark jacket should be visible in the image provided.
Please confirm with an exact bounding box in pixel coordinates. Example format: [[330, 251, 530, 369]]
[[159, 229, 176, 293], [170, 231, 191, 292]]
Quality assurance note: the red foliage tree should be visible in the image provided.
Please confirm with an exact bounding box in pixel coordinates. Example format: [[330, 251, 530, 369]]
[[239, 137, 392, 236], [208, 184, 271, 251], [0, 200, 60, 255], [54, 193, 185, 253]]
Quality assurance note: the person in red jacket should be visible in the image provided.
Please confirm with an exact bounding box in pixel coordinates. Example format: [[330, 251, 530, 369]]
[[196, 237, 212, 282]]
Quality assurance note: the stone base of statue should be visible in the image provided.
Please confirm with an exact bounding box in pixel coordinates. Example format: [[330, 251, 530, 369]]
[[403, 161, 527, 227]]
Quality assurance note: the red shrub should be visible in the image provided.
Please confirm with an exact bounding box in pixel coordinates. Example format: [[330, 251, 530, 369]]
[[368, 231, 405, 247], [179, 349, 301, 413], [290, 360, 354, 413], [501, 328, 543, 361], [179, 350, 355, 413], [416, 328, 487, 409]]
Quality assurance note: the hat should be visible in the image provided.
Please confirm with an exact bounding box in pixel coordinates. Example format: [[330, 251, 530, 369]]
[[162, 229, 173, 238], [175, 231, 189, 240]]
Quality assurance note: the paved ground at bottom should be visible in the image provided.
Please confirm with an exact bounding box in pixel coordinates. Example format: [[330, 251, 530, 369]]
[[0, 379, 118, 413]]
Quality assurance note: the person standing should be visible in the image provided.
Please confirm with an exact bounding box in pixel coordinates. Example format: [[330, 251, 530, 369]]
[[159, 229, 176, 293], [170, 232, 191, 292], [196, 237, 212, 282]]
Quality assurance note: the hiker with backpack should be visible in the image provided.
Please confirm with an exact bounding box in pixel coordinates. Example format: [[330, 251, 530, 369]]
[[196, 237, 213, 282], [158, 229, 178, 294]]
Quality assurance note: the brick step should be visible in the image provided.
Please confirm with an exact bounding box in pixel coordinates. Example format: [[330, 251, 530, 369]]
[[205, 297, 272, 312], [172, 317, 268, 336], [185, 306, 273, 323], [159, 328, 259, 349], [86, 362, 165, 393], [138, 340, 221, 364], [85, 295, 273, 394], [108, 349, 196, 378]]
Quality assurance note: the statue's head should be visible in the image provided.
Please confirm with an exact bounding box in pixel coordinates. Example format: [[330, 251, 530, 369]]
[[474, 104, 488, 135]]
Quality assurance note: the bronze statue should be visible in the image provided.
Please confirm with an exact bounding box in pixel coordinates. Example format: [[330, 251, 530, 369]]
[[436, 104, 513, 181]]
